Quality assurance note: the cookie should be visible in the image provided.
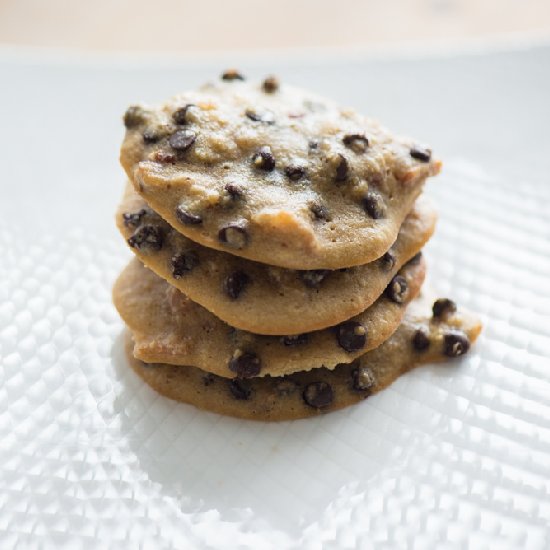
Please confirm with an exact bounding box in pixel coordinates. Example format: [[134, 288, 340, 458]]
[[117, 183, 437, 334], [120, 74, 441, 270], [124, 300, 482, 421], [112, 255, 426, 378]]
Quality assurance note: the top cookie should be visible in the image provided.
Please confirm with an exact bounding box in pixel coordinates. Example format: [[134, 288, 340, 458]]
[[120, 71, 441, 270]]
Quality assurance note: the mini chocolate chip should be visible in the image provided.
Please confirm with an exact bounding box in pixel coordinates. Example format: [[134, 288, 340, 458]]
[[343, 133, 369, 153], [262, 75, 279, 93], [172, 104, 194, 125], [443, 332, 470, 357], [310, 203, 330, 221], [218, 220, 249, 249], [222, 69, 245, 81], [308, 140, 319, 151], [175, 204, 202, 225], [171, 250, 199, 279], [153, 150, 177, 163], [276, 380, 298, 397], [334, 154, 349, 182], [123, 105, 145, 129], [245, 109, 275, 124], [122, 208, 147, 228], [228, 379, 251, 400], [252, 146, 276, 171], [143, 129, 160, 144], [352, 365, 375, 392], [432, 298, 457, 319], [410, 145, 432, 162], [284, 165, 306, 181], [202, 373, 215, 386], [127, 225, 164, 251], [224, 183, 244, 200], [412, 329, 430, 351], [223, 271, 251, 299], [169, 129, 196, 151], [299, 270, 331, 288], [281, 334, 309, 346], [336, 321, 367, 352], [363, 192, 386, 219], [379, 251, 396, 271], [386, 275, 408, 303], [229, 350, 261, 378], [303, 382, 334, 409]]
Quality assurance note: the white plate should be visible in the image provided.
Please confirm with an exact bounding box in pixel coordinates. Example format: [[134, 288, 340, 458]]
[[1, 45, 550, 550]]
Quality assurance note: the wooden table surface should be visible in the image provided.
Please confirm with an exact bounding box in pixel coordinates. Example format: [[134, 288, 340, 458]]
[[0, 0, 549, 53]]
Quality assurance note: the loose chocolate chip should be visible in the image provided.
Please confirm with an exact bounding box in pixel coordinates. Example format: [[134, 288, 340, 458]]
[[224, 183, 244, 200], [310, 203, 330, 221], [303, 382, 334, 409], [169, 129, 196, 151], [202, 373, 215, 386], [334, 153, 349, 182], [280, 333, 309, 346], [218, 220, 249, 249], [386, 275, 408, 303], [299, 269, 331, 288], [412, 328, 430, 351], [229, 350, 261, 378], [221, 69, 245, 81], [223, 270, 251, 299], [122, 208, 147, 228], [352, 365, 375, 392], [171, 250, 199, 279], [143, 129, 160, 144], [123, 105, 145, 129], [245, 109, 275, 124], [175, 204, 202, 225], [336, 321, 367, 352], [379, 251, 396, 271], [252, 146, 276, 171], [127, 225, 164, 251], [172, 104, 194, 125], [343, 133, 369, 153], [284, 165, 306, 181], [363, 192, 386, 219], [262, 75, 279, 93], [228, 379, 251, 400], [432, 298, 457, 319], [443, 332, 470, 357], [410, 145, 432, 162]]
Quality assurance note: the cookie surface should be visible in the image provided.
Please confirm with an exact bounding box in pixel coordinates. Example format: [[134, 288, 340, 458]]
[[117, 184, 436, 334], [112, 255, 426, 378], [124, 302, 482, 421], [120, 75, 441, 270]]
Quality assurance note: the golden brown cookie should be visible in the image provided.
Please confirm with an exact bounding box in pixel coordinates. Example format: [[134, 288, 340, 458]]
[[124, 300, 481, 421], [117, 183, 437, 334], [120, 74, 441, 270], [112, 255, 426, 378]]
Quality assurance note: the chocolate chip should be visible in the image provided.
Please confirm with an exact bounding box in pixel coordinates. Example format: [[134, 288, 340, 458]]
[[175, 204, 202, 225], [443, 332, 470, 357], [363, 192, 386, 219], [143, 129, 160, 144], [410, 145, 432, 162], [262, 75, 279, 93], [202, 373, 215, 386], [172, 104, 194, 125], [386, 275, 408, 303], [218, 220, 249, 249], [336, 321, 367, 352], [245, 109, 275, 124], [280, 334, 309, 346], [224, 183, 244, 200], [310, 203, 330, 221], [153, 150, 177, 163], [299, 270, 331, 288], [352, 365, 375, 392], [308, 140, 319, 151], [127, 225, 164, 251], [123, 105, 145, 129], [412, 329, 430, 351], [223, 271, 251, 299], [252, 146, 276, 171], [169, 129, 196, 151], [221, 69, 245, 81], [303, 382, 333, 409], [171, 250, 199, 279], [284, 165, 306, 181], [379, 251, 396, 271], [432, 298, 457, 319], [334, 154, 349, 182], [228, 379, 251, 400], [228, 350, 261, 378], [343, 133, 369, 153], [122, 208, 147, 228]]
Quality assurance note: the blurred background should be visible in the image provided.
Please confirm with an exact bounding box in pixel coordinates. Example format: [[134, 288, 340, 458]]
[[0, 0, 549, 53]]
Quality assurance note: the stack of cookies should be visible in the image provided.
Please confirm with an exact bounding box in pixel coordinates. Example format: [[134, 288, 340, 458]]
[[113, 71, 481, 421]]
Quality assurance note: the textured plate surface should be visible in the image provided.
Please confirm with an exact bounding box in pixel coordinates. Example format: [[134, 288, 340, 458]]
[[1, 45, 550, 549]]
